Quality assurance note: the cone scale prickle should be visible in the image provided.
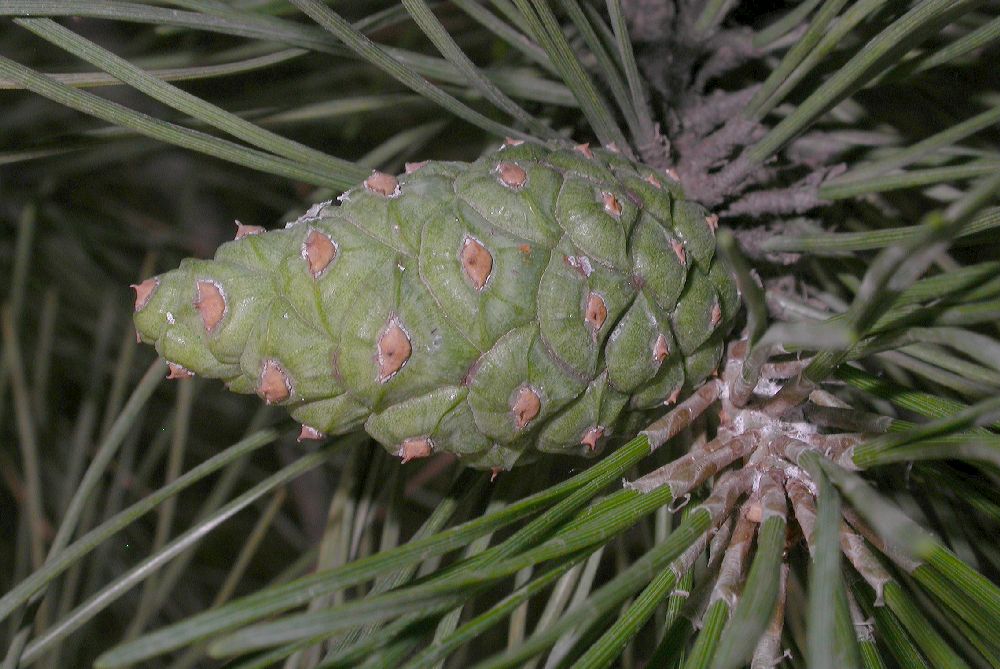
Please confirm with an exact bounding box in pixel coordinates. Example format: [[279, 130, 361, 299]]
[[133, 142, 737, 470]]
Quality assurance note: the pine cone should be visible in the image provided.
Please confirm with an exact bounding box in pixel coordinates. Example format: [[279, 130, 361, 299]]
[[133, 142, 736, 469]]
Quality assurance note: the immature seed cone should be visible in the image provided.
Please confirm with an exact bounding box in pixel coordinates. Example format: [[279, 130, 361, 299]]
[[133, 143, 736, 469]]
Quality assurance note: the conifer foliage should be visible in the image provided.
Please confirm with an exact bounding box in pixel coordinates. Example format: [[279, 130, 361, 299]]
[[0, 2, 998, 668]]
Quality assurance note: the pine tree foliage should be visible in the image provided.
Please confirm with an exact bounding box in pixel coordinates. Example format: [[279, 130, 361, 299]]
[[0, 2, 998, 668]]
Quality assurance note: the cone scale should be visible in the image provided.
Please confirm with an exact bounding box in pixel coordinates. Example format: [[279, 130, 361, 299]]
[[133, 143, 736, 469]]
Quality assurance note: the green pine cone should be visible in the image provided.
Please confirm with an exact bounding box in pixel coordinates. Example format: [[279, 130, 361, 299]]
[[133, 142, 736, 470]]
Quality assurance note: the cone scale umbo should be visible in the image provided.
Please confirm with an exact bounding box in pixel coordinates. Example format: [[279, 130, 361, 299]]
[[133, 141, 737, 470]]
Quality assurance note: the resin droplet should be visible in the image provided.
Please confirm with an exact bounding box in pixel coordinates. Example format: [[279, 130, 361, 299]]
[[574, 143, 594, 158], [377, 319, 411, 382], [665, 167, 680, 181], [364, 171, 399, 198], [234, 220, 264, 239], [461, 236, 493, 291], [584, 292, 607, 333], [511, 386, 541, 430], [258, 360, 291, 404], [303, 229, 337, 278], [565, 255, 593, 278], [664, 388, 681, 406], [581, 426, 604, 451], [503, 137, 524, 147], [644, 174, 662, 189], [166, 363, 193, 379], [297, 425, 324, 442], [601, 192, 622, 219], [496, 162, 527, 189], [399, 437, 433, 463], [710, 303, 722, 328], [671, 239, 686, 266], [131, 278, 158, 312], [404, 161, 428, 174], [194, 280, 226, 333], [653, 334, 670, 364], [705, 214, 719, 233]]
